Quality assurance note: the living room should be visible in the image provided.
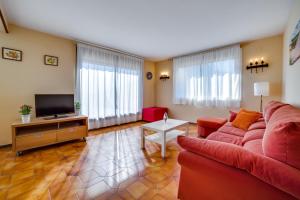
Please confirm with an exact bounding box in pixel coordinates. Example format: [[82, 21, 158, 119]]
[[0, 0, 300, 199]]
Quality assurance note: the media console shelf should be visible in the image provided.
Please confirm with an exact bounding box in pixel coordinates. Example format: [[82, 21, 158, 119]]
[[11, 115, 88, 156]]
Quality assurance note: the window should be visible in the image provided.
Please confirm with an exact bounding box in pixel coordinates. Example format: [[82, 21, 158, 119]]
[[173, 45, 241, 108], [76, 43, 143, 129]]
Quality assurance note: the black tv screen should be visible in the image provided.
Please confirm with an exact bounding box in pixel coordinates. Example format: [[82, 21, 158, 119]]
[[35, 94, 75, 117]]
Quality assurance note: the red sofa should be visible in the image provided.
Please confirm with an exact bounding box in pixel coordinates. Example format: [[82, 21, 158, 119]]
[[177, 101, 300, 200], [142, 107, 168, 122]]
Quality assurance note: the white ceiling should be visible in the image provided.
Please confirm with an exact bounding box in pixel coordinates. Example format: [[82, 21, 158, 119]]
[[1, 0, 294, 61]]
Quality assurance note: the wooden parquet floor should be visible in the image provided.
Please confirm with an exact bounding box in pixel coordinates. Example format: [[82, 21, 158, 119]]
[[0, 121, 197, 200]]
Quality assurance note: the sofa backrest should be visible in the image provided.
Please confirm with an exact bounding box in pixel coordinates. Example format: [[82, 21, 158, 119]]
[[263, 104, 300, 169], [263, 101, 289, 123]]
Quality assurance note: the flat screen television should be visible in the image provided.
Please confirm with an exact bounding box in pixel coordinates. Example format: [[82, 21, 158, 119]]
[[35, 94, 75, 118]]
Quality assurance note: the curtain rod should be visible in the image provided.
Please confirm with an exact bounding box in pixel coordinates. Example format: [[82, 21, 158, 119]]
[[172, 43, 240, 60], [76, 40, 144, 60]]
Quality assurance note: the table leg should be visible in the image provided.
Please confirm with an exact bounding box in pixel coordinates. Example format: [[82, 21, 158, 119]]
[[141, 127, 145, 149], [185, 123, 189, 136], [161, 131, 166, 159]]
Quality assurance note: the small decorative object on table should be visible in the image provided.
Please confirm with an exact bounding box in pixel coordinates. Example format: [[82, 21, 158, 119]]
[[163, 112, 168, 123], [75, 101, 81, 115], [19, 105, 32, 123]]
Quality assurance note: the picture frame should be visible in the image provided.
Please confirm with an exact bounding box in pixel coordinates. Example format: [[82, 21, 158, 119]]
[[290, 18, 300, 65], [44, 55, 59, 66], [2, 47, 22, 61]]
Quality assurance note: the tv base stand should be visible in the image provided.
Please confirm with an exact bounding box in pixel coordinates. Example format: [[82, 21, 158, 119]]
[[12, 115, 88, 156], [44, 115, 68, 120]]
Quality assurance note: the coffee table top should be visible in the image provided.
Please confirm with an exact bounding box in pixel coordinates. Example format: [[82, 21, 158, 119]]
[[141, 119, 189, 132]]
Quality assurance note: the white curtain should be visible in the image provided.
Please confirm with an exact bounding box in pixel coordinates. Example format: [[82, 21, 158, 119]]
[[76, 43, 143, 129], [173, 44, 242, 108]]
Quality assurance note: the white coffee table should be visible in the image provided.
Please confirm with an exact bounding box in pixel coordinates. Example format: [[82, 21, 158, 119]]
[[141, 119, 189, 158]]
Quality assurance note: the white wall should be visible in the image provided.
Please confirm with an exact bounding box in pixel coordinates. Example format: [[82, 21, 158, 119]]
[[283, 0, 300, 106]]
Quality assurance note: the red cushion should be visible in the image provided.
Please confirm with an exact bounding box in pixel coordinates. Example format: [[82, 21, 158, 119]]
[[243, 139, 264, 155], [263, 101, 289, 123], [218, 122, 246, 137], [248, 120, 266, 131], [263, 105, 300, 169], [177, 136, 300, 199], [242, 129, 265, 145], [229, 110, 238, 122], [207, 131, 243, 145]]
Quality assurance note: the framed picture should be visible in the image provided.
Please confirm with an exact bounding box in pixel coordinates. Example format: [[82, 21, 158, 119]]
[[2, 47, 22, 61], [146, 72, 153, 80], [290, 18, 300, 65], [44, 55, 58, 66]]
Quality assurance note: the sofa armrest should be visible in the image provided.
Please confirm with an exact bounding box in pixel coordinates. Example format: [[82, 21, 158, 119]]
[[177, 136, 300, 199]]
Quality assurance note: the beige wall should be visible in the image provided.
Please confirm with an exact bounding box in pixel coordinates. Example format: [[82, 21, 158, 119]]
[[143, 60, 156, 107], [0, 25, 76, 145], [241, 35, 283, 110], [283, 0, 300, 106], [155, 35, 283, 122]]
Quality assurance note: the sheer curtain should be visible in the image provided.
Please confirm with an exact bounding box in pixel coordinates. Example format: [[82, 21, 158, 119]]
[[76, 43, 143, 129], [173, 44, 242, 108]]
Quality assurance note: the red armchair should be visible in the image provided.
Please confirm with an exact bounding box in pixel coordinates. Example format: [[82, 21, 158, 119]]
[[177, 101, 300, 200], [142, 107, 168, 122]]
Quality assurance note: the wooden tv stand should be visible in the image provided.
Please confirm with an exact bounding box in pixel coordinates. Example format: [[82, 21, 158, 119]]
[[11, 115, 88, 156]]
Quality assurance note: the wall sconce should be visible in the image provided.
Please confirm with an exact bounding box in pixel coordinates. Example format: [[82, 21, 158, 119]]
[[246, 57, 269, 73], [160, 72, 170, 81]]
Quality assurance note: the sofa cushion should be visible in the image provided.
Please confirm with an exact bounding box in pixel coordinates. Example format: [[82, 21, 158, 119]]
[[263, 101, 288, 123], [263, 105, 300, 169], [207, 131, 243, 145], [232, 109, 261, 131], [218, 122, 246, 137], [243, 139, 264, 155], [177, 136, 300, 199], [248, 119, 266, 131], [229, 110, 238, 122], [242, 129, 265, 145]]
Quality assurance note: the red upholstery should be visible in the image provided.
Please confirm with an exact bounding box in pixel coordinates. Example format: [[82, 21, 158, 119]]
[[142, 107, 168, 122], [207, 131, 243, 145], [229, 110, 238, 122], [248, 118, 266, 130], [263, 105, 300, 169], [178, 136, 300, 199], [178, 151, 298, 200], [263, 101, 288, 123], [177, 101, 300, 200], [218, 122, 246, 137], [197, 117, 227, 137], [243, 139, 264, 155], [242, 129, 264, 144]]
